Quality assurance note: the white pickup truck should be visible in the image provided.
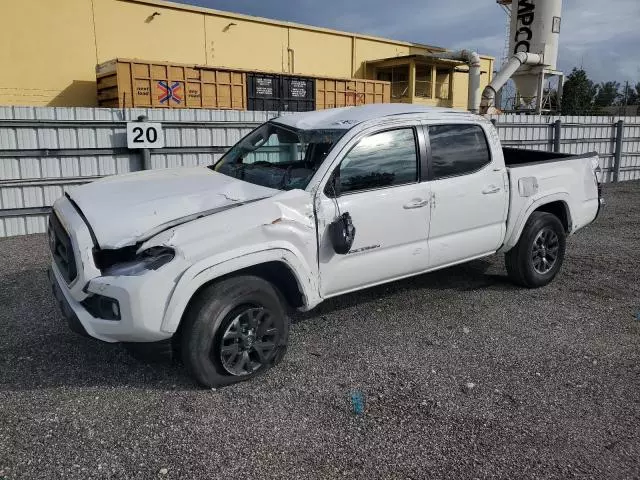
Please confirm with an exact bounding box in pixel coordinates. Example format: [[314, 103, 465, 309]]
[[48, 104, 603, 387]]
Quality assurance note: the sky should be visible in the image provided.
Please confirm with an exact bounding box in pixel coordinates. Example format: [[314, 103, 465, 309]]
[[173, 0, 640, 86]]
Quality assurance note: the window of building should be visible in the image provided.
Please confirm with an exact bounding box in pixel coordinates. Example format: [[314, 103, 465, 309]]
[[435, 68, 452, 100], [428, 124, 491, 179], [415, 65, 433, 99], [376, 67, 410, 100], [337, 128, 418, 194]]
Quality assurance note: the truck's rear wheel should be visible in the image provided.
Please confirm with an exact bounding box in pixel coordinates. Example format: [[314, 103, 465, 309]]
[[505, 212, 566, 288], [180, 276, 289, 388]]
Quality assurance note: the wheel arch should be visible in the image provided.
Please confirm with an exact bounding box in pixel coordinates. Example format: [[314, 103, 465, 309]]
[[161, 249, 320, 335], [534, 200, 572, 233], [503, 194, 573, 252]]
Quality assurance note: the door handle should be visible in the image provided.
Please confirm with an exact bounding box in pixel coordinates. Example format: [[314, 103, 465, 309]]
[[403, 198, 429, 209], [482, 185, 501, 194]]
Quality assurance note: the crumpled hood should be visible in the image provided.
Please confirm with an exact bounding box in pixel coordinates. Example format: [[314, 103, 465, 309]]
[[67, 167, 278, 249]]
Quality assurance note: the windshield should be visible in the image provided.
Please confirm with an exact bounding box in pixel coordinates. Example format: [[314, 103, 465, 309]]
[[212, 122, 346, 191]]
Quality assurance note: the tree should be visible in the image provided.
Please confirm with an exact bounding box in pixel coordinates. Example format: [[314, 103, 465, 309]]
[[617, 82, 640, 106], [561, 68, 598, 115], [594, 81, 621, 110]]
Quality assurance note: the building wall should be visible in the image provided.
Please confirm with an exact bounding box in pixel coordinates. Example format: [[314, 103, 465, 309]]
[[354, 40, 412, 78], [93, 0, 207, 65], [288, 29, 353, 79], [1, 0, 494, 109], [204, 16, 289, 72], [0, 0, 98, 106]]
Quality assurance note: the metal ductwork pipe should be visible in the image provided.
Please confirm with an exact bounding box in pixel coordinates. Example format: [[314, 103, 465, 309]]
[[434, 50, 482, 113], [479, 52, 544, 115]]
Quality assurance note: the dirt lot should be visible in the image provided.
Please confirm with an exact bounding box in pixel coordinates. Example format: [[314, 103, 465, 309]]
[[0, 182, 638, 480]]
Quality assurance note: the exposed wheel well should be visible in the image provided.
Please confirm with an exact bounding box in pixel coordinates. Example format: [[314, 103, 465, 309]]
[[185, 261, 305, 316], [172, 261, 305, 348], [228, 262, 306, 309], [534, 201, 571, 232]]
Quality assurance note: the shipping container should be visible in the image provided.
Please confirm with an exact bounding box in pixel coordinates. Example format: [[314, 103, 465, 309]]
[[247, 73, 315, 112], [96, 59, 246, 110], [316, 78, 390, 110], [96, 58, 390, 112]]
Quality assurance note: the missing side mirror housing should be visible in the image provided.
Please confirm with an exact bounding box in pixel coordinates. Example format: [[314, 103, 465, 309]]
[[324, 173, 341, 198]]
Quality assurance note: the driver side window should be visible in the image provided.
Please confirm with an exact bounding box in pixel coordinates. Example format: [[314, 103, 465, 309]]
[[336, 128, 418, 195]]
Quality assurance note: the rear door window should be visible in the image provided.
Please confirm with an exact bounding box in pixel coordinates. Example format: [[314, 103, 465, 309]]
[[428, 124, 491, 179]]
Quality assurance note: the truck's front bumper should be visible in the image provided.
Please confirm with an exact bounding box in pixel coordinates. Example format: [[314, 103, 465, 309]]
[[48, 267, 92, 339], [48, 262, 175, 344]]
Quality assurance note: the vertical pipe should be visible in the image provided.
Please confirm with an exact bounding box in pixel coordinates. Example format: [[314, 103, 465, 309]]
[[494, 72, 502, 111], [138, 115, 152, 171], [553, 119, 562, 153], [613, 120, 624, 182], [468, 60, 481, 113], [351, 36, 357, 78]]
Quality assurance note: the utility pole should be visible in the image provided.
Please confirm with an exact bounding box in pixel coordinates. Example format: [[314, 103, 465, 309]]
[[623, 80, 629, 116]]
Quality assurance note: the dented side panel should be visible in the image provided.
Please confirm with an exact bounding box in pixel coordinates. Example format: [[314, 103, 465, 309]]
[[144, 189, 321, 333]]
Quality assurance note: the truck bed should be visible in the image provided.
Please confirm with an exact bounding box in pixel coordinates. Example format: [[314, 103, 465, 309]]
[[502, 147, 594, 167], [501, 148, 601, 252]]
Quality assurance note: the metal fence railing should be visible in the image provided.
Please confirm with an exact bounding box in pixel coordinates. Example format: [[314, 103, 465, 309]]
[[0, 107, 283, 236], [488, 115, 640, 184], [0, 107, 639, 237]]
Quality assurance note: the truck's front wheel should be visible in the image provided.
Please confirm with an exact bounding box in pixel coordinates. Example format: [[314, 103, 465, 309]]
[[505, 212, 566, 288], [180, 276, 290, 388]]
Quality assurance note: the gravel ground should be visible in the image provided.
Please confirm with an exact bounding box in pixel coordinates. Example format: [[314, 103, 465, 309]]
[[1, 182, 639, 480]]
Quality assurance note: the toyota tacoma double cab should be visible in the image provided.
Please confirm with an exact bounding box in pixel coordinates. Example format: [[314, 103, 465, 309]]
[[48, 104, 604, 387]]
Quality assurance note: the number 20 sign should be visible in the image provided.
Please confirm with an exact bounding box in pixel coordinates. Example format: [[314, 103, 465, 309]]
[[126, 122, 164, 149]]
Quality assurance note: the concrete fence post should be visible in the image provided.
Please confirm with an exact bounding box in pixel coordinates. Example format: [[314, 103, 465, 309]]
[[553, 119, 562, 153], [613, 120, 624, 183], [137, 115, 152, 171]]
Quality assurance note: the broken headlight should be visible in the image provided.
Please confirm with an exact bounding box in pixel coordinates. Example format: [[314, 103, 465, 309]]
[[102, 247, 175, 277]]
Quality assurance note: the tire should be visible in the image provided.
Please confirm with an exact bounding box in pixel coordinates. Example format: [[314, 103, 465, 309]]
[[505, 212, 566, 288], [180, 275, 290, 388]]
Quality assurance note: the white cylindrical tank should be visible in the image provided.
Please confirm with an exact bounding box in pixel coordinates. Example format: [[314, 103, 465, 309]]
[[508, 0, 562, 98]]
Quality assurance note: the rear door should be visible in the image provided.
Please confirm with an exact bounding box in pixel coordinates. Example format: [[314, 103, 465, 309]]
[[316, 125, 432, 296], [425, 123, 508, 269]]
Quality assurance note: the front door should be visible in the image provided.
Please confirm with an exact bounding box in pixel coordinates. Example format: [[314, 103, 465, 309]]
[[316, 126, 431, 297], [425, 123, 508, 268]]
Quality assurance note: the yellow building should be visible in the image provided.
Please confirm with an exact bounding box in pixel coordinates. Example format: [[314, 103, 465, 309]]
[[1, 0, 494, 110]]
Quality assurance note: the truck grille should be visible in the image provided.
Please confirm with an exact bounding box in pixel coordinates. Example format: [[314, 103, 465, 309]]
[[48, 213, 77, 284]]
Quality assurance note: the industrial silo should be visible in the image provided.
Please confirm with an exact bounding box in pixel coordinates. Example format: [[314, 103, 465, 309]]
[[499, 0, 564, 112]]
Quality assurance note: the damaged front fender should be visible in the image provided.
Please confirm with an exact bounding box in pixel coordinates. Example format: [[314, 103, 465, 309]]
[[160, 247, 321, 334]]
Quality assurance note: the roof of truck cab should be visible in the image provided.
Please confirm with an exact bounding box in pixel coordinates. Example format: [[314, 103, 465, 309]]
[[271, 104, 479, 130]]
